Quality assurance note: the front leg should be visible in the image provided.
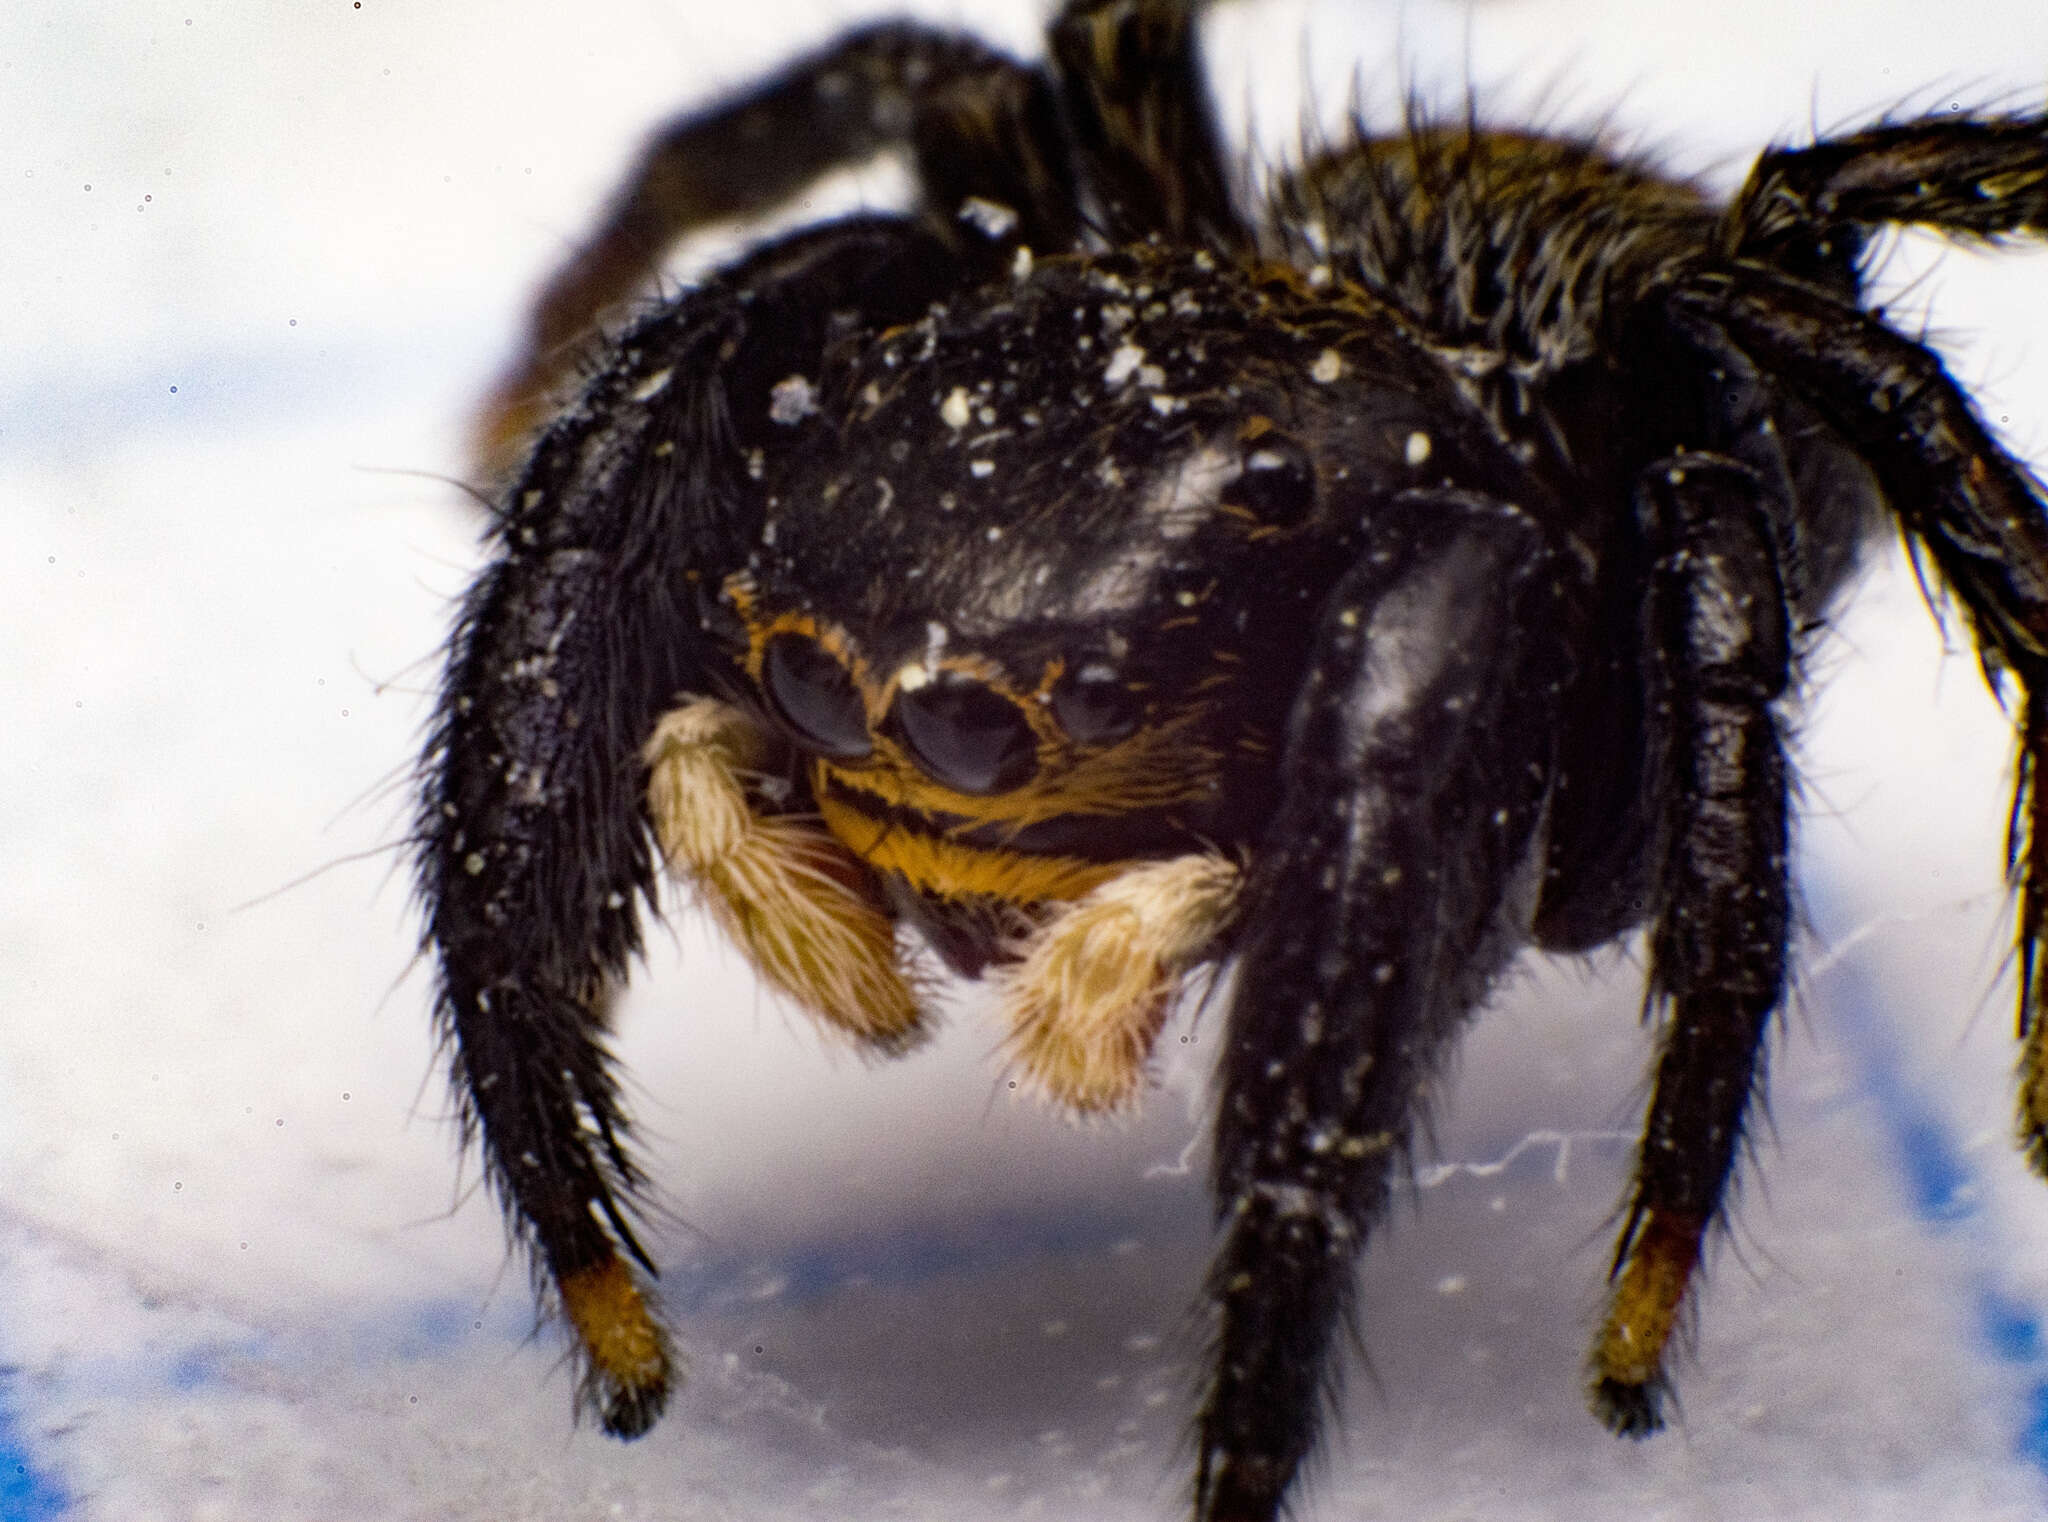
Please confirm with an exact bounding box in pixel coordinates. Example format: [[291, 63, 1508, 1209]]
[[423, 219, 963, 1437], [1196, 492, 1570, 1521]]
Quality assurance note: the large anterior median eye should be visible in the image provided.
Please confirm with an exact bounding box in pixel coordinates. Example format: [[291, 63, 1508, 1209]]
[[763, 634, 872, 758], [890, 673, 1039, 794]]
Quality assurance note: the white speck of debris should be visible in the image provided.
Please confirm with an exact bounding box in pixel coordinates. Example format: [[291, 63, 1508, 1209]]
[[1136, 363, 1166, 389], [1171, 289, 1201, 317], [629, 366, 673, 402], [985, 525, 1003, 541], [897, 622, 949, 691], [1437, 1275, 1468, 1296], [978, 405, 997, 426], [1311, 348, 1344, 383], [940, 386, 972, 430], [970, 459, 996, 479], [1405, 430, 1433, 466], [874, 477, 895, 513], [1149, 393, 1183, 416], [1104, 342, 1148, 388], [1012, 244, 1034, 281], [768, 374, 818, 425], [1306, 263, 1333, 288], [958, 195, 1020, 239]]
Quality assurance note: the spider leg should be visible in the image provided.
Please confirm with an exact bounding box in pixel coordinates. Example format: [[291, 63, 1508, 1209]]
[[1196, 489, 1570, 1522], [1725, 114, 2048, 287], [1047, 0, 1243, 248], [1672, 271, 2048, 1173], [423, 220, 958, 1438], [1589, 453, 1793, 1433], [477, 24, 1078, 474]]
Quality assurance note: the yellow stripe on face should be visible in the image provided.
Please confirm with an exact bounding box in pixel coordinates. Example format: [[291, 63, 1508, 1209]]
[[816, 787, 1130, 904]]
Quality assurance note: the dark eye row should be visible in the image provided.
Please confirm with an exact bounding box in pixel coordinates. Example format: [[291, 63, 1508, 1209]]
[[759, 633, 1142, 795]]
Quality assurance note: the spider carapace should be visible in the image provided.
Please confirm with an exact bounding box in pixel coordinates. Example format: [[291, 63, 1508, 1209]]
[[420, 2, 2048, 1516]]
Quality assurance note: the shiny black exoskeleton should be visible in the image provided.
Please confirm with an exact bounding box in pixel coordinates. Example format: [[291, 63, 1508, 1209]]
[[421, 4, 2048, 1517]]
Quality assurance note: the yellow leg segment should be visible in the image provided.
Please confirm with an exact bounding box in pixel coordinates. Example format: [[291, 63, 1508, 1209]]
[[1590, 1208, 1702, 1432], [559, 1252, 674, 1430]]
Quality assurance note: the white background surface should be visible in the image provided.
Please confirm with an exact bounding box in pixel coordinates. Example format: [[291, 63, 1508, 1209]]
[[6, 1, 2048, 1518]]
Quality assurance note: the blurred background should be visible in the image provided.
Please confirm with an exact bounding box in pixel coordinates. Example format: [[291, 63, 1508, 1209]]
[[5, 0, 2048, 1517]]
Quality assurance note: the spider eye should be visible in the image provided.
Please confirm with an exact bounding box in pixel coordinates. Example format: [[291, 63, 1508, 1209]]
[[1232, 434, 1316, 525], [1050, 662, 1140, 745], [762, 634, 872, 759], [890, 674, 1039, 794]]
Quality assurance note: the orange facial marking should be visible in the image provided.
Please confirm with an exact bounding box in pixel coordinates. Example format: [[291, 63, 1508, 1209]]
[[722, 579, 1229, 910], [816, 788, 1127, 904]]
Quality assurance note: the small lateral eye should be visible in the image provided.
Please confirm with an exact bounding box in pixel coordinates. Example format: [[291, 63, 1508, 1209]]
[[1050, 662, 1141, 745], [762, 634, 872, 759], [1232, 434, 1316, 525], [891, 674, 1039, 795]]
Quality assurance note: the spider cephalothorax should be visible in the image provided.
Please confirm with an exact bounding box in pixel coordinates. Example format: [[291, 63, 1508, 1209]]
[[420, 4, 2048, 1517]]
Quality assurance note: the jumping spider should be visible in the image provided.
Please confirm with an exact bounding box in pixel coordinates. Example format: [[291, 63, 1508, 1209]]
[[420, 3, 2048, 1517]]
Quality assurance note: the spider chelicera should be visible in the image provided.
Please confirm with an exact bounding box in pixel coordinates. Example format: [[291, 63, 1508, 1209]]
[[419, 3, 2048, 1517]]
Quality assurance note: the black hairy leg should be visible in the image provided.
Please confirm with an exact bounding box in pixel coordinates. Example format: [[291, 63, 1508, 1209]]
[[1726, 115, 2048, 287], [1590, 454, 1792, 1432], [1198, 492, 1571, 1520], [424, 218, 962, 1435], [1047, 0, 1241, 247], [1672, 270, 2048, 1168]]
